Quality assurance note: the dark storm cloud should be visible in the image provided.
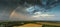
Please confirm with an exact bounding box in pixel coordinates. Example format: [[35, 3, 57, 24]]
[[0, 0, 17, 20]]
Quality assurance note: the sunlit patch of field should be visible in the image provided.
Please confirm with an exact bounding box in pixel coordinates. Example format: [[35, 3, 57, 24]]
[[13, 23, 42, 27]]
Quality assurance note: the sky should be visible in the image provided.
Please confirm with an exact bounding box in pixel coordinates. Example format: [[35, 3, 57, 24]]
[[0, 0, 60, 21]]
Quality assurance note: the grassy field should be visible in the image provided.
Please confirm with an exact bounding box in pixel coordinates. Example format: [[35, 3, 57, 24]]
[[0, 21, 60, 27]]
